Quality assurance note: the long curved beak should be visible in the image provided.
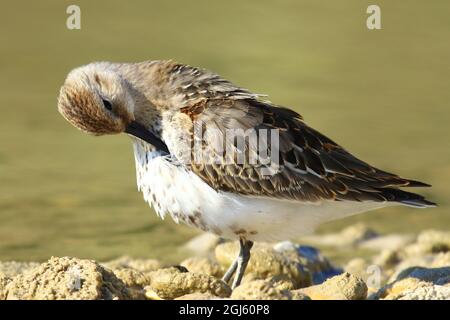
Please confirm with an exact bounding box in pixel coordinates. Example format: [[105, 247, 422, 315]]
[[125, 121, 170, 154]]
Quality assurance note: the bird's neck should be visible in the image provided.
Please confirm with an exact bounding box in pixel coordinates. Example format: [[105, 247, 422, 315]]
[[114, 60, 178, 136]]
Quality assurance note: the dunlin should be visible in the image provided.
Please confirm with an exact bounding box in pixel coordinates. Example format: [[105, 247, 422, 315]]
[[57, 60, 435, 288]]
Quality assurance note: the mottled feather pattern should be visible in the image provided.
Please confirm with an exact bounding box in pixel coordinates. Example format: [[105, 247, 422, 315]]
[[151, 63, 434, 207]]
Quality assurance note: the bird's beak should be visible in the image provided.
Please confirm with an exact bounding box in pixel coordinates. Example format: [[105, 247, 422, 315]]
[[125, 121, 169, 154]]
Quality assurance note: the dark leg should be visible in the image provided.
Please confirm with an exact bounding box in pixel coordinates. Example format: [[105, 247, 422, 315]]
[[231, 238, 254, 289], [221, 258, 238, 284]]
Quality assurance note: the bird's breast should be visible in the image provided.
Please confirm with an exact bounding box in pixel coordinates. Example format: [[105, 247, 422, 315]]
[[132, 139, 226, 232]]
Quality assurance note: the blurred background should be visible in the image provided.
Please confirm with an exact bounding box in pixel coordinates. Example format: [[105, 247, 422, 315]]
[[0, 0, 448, 263]]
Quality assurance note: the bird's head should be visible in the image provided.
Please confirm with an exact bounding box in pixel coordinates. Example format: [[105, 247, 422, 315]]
[[57, 64, 135, 135], [58, 63, 165, 148]]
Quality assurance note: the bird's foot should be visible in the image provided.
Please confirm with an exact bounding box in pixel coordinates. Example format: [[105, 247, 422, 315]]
[[221, 238, 253, 290]]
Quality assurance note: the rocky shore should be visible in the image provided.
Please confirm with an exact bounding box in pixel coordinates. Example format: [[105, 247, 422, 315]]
[[1, 224, 449, 300]]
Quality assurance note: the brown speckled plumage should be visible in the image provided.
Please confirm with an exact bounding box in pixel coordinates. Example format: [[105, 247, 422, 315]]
[[182, 97, 434, 205]]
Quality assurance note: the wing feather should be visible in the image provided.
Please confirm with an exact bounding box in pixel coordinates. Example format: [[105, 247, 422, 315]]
[[159, 63, 434, 207]]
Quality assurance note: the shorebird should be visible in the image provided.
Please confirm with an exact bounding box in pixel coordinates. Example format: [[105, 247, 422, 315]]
[[57, 60, 435, 289]]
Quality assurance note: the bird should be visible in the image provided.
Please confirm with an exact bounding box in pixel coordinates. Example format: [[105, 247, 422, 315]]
[[57, 60, 436, 289]]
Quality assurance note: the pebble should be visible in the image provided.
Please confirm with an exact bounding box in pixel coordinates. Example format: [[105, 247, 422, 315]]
[[231, 279, 310, 300], [180, 257, 224, 278], [144, 267, 231, 300], [4, 256, 134, 300], [294, 272, 368, 300]]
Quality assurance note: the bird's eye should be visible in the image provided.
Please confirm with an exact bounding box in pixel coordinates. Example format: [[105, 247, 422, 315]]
[[102, 99, 113, 111]]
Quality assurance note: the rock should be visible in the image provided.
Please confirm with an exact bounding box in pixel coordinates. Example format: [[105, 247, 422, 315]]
[[371, 278, 450, 300], [372, 277, 417, 300], [183, 233, 225, 256], [274, 242, 342, 284], [344, 258, 369, 281], [395, 266, 450, 284], [371, 266, 450, 300], [267, 275, 297, 291], [289, 290, 312, 300], [417, 230, 450, 248], [111, 268, 149, 299], [272, 241, 298, 253], [144, 267, 231, 300], [294, 245, 334, 272], [298, 245, 342, 284], [295, 272, 367, 300], [436, 276, 450, 286], [231, 279, 309, 300], [0, 261, 40, 278], [372, 249, 402, 269], [359, 234, 415, 251], [4, 256, 133, 300], [395, 285, 450, 300], [339, 223, 379, 245], [402, 243, 448, 257], [175, 292, 224, 300], [0, 273, 9, 300], [215, 242, 312, 289], [242, 274, 296, 291], [102, 256, 162, 273], [180, 257, 224, 278], [431, 252, 450, 267], [144, 287, 164, 300], [344, 258, 388, 294], [301, 223, 378, 247], [388, 252, 450, 282], [369, 249, 402, 284], [399, 231, 450, 258]]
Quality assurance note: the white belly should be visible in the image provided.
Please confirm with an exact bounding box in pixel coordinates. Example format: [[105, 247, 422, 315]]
[[132, 141, 392, 241]]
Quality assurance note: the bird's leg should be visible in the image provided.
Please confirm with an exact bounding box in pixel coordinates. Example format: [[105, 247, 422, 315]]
[[231, 238, 254, 289], [221, 258, 238, 284]]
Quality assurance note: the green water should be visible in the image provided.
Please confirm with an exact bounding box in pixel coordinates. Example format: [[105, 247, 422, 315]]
[[0, 1, 448, 263]]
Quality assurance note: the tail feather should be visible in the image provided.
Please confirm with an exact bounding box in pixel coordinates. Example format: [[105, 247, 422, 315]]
[[380, 187, 437, 208], [404, 179, 432, 188]]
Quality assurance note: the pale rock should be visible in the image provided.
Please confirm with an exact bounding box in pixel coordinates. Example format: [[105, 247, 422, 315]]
[[417, 230, 450, 248], [371, 266, 450, 300], [180, 257, 224, 278], [395, 266, 450, 284], [4, 256, 133, 300], [388, 253, 450, 283], [372, 249, 402, 269], [0, 272, 9, 300], [102, 255, 162, 273], [359, 234, 415, 251], [0, 261, 40, 278], [295, 272, 368, 300], [111, 268, 149, 299], [400, 231, 450, 258], [300, 223, 378, 247], [145, 267, 231, 300], [242, 273, 296, 291], [175, 292, 225, 300], [274, 242, 342, 284], [396, 285, 450, 300], [231, 279, 309, 300], [344, 258, 370, 281], [183, 233, 225, 256]]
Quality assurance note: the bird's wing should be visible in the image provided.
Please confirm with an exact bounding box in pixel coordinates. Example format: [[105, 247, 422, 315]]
[[154, 62, 433, 206], [164, 96, 433, 207]]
